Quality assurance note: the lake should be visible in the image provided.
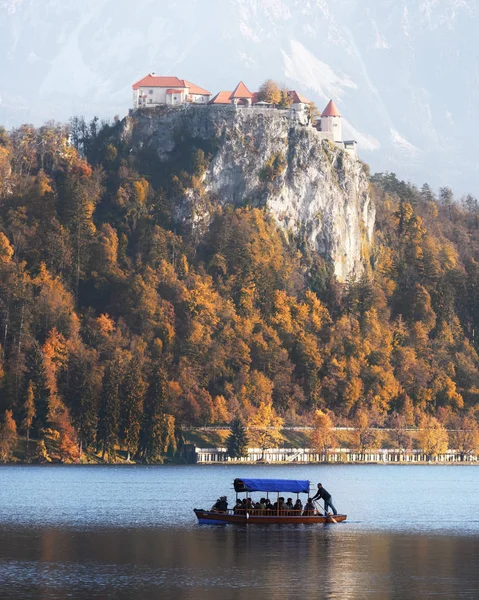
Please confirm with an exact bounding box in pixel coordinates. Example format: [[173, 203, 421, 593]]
[[1, 464, 479, 599]]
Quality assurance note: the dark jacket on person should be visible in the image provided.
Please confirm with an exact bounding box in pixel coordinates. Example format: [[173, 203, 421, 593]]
[[213, 499, 228, 512], [312, 487, 331, 502]]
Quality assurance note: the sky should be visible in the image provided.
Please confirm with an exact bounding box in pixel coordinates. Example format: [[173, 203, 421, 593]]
[[1, 0, 478, 196]]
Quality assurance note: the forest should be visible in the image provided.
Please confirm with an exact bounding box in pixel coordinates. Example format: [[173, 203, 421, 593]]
[[0, 117, 479, 462]]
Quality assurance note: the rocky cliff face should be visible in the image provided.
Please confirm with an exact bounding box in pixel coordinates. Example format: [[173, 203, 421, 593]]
[[121, 105, 375, 281]]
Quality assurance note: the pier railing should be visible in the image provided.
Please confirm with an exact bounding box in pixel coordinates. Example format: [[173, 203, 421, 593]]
[[194, 447, 479, 464]]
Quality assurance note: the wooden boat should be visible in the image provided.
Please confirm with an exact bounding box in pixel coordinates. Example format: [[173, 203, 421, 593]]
[[194, 478, 347, 525]]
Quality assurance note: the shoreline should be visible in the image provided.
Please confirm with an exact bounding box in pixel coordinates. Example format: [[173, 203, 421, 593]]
[[1, 460, 478, 467]]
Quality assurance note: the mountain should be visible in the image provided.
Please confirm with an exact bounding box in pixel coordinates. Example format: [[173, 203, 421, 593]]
[[1, 0, 478, 194]]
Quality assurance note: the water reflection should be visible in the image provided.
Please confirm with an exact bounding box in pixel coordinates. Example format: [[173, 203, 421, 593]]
[[2, 525, 479, 599]]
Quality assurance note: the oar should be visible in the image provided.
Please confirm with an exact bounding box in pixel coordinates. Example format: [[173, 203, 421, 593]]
[[314, 500, 337, 523]]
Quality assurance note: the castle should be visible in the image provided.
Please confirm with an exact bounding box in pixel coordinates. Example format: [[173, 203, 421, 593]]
[[132, 74, 357, 157]]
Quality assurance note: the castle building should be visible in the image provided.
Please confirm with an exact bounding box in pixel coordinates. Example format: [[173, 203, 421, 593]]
[[208, 81, 312, 112], [132, 74, 211, 108], [131, 75, 357, 157]]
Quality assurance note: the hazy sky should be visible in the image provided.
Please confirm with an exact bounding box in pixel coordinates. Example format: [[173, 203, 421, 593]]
[[1, 0, 478, 195]]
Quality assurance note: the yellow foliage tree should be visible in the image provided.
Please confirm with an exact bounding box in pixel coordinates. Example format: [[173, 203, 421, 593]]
[[247, 402, 284, 457], [258, 79, 281, 105], [0, 410, 18, 462], [419, 415, 449, 459], [354, 411, 381, 457], [212, 395, 230, 424], [96, 313, 115, 337], [449, 415, 479, 460], [310, 410, 336, 460], [42, 328, 79, 462], [0, 232, 14, 263]]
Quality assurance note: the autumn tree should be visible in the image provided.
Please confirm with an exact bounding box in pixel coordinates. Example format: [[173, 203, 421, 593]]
[[354, 411, 381, 458], [310, 410, 336, 460], [226, 418, 249, 459], [306, 102, 321, 125], [388, 412, 412, 452], [0, 410, 18, 462], [35, 439, 51, 463], [449, 415, 479, 461], [418, 415, 449, 460], [212, 395, 230, 425], [247, 402, 284, 458], [278, 85, 293, 108], [257, 79, 281, 105]]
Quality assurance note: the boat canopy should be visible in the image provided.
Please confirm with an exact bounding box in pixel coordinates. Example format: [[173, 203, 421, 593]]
[[234, 478, 310, 494]]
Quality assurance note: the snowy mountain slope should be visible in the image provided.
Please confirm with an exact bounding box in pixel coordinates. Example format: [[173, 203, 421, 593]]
[[0, 0, 477, 193]]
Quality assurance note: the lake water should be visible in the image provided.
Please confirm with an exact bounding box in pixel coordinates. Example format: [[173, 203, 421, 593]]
[[1, 464, 479, 599]]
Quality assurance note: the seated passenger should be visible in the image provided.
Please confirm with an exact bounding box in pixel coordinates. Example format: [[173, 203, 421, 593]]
[[265, 499, 273, 511], [259, 498, 267, 509], [303, 498, 316, 516], [286, 498, 294, 513], [212, 496, 228, 512], [234, 499, 243, 514], [294, 498, 303, 512]]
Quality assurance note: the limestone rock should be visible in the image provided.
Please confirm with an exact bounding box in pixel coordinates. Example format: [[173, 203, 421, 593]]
[[121, 105, 375, 281]]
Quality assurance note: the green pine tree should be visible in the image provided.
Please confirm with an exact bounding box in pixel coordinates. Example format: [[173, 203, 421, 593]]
[[119, 356, 146, 461], [65, 348, 101, 455], [97, 356, 123, 461], [139, 365, 176, 463], [226, 418, 249, 459]]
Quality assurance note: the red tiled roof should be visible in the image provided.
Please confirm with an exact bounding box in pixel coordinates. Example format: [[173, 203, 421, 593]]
[[184, 80, 211, 96], [322, 99, 341, 117], [132, 75, 186, 90], [209, 91, 233, 104], [166, 89, 185, 94], [230, 81, 253, 99], [132, 75, 210, 95], [288, 90, 312, 104]]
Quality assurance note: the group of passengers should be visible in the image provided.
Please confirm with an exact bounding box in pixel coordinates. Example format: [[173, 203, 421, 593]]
[[211, 496, 321, 516], [211, 483, 337, 517]]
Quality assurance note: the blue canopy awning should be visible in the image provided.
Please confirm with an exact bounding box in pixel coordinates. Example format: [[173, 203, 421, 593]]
[[234, 478, 310, 494]]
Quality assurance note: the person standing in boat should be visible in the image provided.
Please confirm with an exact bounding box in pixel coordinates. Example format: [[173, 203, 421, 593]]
[[311, 483, 338, 515]]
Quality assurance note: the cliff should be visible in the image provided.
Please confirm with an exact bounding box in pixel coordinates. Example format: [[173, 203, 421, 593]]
[[121, 105, 375, 281]]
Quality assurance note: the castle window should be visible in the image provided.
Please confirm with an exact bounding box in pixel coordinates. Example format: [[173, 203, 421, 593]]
[[149, 89, 153, 94]]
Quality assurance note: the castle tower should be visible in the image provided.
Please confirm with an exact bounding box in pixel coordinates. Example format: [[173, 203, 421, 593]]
[[321, 100, 342, 142]]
